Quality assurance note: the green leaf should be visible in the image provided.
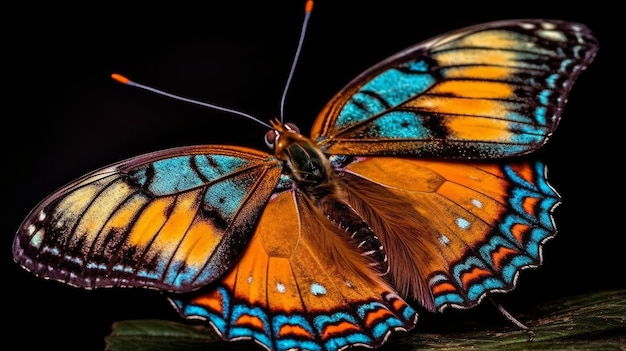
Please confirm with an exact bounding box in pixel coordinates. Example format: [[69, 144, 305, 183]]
[[105, 289, 626, 351], [105, 319, 225, 351], [392, 288, 626, 350]]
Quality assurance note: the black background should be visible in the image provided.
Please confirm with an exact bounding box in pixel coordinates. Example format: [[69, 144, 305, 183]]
[[5, 2, 620, 350]]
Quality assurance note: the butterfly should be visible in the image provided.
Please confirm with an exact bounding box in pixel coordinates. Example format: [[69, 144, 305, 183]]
[[13, 5, 597, 351]]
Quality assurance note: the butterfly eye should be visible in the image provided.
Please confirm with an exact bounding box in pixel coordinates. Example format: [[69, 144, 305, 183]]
[[284, 122, 300, 133], [265, 129, 278, 149], [265, 123, 300, 149]]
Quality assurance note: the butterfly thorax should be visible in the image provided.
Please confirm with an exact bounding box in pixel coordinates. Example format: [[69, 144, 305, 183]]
[[271, 121, 337, 199]]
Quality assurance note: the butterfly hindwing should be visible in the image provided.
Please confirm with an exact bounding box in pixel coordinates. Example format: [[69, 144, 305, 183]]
[[172, 190, 418, 351], [312, 19, 598, 159], [334, 156, 559, 311], [428, 162, 559, 310], [14, 145, 282, 292]]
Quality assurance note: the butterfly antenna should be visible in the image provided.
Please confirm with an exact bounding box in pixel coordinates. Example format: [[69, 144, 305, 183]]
[[279, 0, 314, 122], [111, 73, 273, 129]]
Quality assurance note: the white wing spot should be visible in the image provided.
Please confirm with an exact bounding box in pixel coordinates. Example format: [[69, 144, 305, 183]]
[[276, 282, 286, 293], [456, 217, 470, 230], [311, 283, 327, 296], [471, 199, 483, 208], [30, 229, 44, 248], [538, 29, 567, 42], [38, 211, 46, 221], [247, 275, 253, 284], [439, 234, 450, 245]]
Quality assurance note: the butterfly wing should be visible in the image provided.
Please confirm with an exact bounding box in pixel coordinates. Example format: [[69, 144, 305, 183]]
[[312, 19, 598, 159], [309, 19, 597, 312], [172, 189, 418, 351], [13, 145, 282, 292], [334, 156, 559, 311]]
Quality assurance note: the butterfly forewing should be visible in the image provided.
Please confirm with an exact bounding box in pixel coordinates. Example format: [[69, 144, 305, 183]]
[[14, 145, 282, 292], [312, 19, 598, 159]]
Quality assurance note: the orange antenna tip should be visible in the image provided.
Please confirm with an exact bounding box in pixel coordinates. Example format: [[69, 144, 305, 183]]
[[305, 0, 313, 13], [111, 73, 129, 84]]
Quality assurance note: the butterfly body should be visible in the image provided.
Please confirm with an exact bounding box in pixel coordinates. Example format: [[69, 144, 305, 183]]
[[14, 17, 597, 351]]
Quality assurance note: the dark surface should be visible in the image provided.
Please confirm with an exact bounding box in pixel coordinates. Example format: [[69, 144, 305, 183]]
[[5, 2, 620, 350], [103, 289, 626, 350]]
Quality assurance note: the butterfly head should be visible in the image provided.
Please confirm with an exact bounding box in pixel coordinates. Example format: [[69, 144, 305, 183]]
[[264, 119, 306, 160]]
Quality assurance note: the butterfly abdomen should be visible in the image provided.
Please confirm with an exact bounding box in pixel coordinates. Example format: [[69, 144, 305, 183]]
[[320, 198, 390, 276]]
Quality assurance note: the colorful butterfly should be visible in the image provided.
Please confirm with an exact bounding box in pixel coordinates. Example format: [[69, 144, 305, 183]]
[[13, 5, 597, 351]]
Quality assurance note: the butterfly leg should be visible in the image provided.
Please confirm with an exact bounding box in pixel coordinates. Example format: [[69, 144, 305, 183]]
[[489, 298, 535, 341]]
